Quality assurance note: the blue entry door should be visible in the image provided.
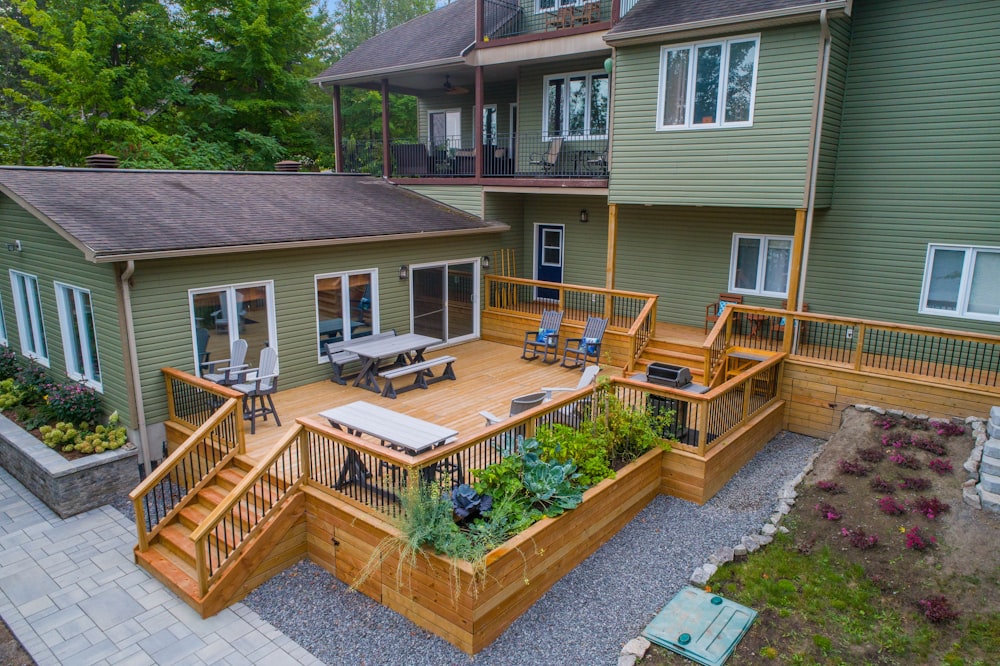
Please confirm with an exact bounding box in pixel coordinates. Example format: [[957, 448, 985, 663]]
[[535, 224, 564, 300]]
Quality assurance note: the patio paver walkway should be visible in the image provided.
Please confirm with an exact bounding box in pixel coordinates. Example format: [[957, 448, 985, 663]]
[[0, 466, 324, 666]]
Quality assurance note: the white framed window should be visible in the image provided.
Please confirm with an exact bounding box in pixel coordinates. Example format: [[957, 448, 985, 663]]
[[9, 271, 48, 364], [543, 70, 609, 139], [428, 109, 462, 149], [920, 244, 1000, 321], [657, 35, 760, 130], [729, 234, 792, 297], [55, 283, 102, 390], [189, 281, 277, 376], [315, 270, 378, 360]]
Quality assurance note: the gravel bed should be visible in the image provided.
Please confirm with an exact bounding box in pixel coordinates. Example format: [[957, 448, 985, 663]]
[[240, 430, 823, 666]]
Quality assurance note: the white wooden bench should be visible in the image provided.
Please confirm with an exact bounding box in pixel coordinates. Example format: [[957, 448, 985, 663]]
[[326, 330, 396, 385], [378, 355, 457, 399]]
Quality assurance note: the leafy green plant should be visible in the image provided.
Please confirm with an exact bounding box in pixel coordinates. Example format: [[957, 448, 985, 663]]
[[0, 349, 18, 380], [451, 484, 492, 522], [590, 379, 672, 464], [0, 379, 24, 410], [15, 362, 49, 406], [44, 381, 101, 425], [38, 412, 127, 454], [535, 423, 614, 487]]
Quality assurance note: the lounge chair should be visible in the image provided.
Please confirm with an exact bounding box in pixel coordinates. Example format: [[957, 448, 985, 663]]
[[542, 365, 600, 401], [562, 316, 609, 369], [201, 338, 248, 386], [522, 309, 564, 363], [529, 137, 563, 173], [479, 391, 548, 427], [231, 347, 281, 435]]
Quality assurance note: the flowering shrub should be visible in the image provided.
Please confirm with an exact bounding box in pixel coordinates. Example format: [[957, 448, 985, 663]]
[[930, 420, 965, 437], [881, 432, 909, 448], [877, 496, 907, 516], [45, 382, 101, 425], [902, 417, 929, 431], [910, 435, 947, 456], [816, 480, 846, 494], [857, 446, 885, 463], [0, 349, 17, 380], [837, 459, 871, 477], [912, 496, 950, 520], [898, 476, 932, 491], [918, 595, 959, 623], [840, 527, 879, 550], [927, 458, 953, 475], [870, 476, 895, 494], [873, 415, 898, 430], [814, 502, 842, 521], [16, 362, 49, 405], [904, 526, 936, 551], [888, 452, 921, 469]]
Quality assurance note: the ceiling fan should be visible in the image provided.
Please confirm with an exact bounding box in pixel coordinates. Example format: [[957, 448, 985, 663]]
[[443, 74, 469, 95]]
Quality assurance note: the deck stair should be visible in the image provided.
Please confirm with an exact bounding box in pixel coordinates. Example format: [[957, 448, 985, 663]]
[[634, 335, 707, 382], [134, 454, 305, 617]]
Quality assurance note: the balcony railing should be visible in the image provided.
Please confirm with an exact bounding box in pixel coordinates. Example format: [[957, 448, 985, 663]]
[[483, 0, 611, 41], [361, 132, 607, 180]]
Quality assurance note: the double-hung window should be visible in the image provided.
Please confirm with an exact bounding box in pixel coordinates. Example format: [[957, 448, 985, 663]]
[[315, 270, 378, 359], [920, 245, 1000, 320], [730, 234, 792, 297], [657, 35, 760, 130], [55, 283, 102, 389], [544, 71, 609, 139], [9, 270, 48, 364]]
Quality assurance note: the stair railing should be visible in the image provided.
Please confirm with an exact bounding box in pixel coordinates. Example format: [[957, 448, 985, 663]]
[[702, 306, 735, 387], [130, 397, 244, 551], [189, 425, 308, 596], [625, 296, 657, 373]]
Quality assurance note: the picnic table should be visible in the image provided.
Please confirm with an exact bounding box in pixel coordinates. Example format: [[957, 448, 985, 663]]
[[319, 401, 459, 493], [318, 317, 365, 343], [342, 333, 441, 394]]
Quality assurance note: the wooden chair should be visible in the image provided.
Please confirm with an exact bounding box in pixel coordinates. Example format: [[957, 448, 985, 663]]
[[201, 338, 248, 386], [231, 347, 281, 435], [773, 300, 809, 341], [562, 316, 609, 370], [529, 137, 563, 173], [705, 293, 744, 333], [546, 5, 576, 30], [579, 0, 601, 24], [522, 309, 564, 363]]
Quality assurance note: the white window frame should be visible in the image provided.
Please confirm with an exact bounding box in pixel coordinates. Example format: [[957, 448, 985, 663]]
[[0, 296, 7, 346], [542, 70, 610, 140], [188, 281, 277, 375], [656, 34, 760, 131], [54, 282, 102, 390], [919, 244, 1000, 321], [314, 269, 380, 362], [728, 234, 792, 298], [535, 0, 587, 13], [9, 270, 48, 365], [427, 108, 462, 149]]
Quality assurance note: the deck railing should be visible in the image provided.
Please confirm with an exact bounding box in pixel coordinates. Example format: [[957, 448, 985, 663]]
[[340, 139, 384, 176], [190, 428, 307, 595], [482, 0, 610, 40], [485, 275, 655, 329], [716, 305, 1000, 391], [164, 368, 244, 434]]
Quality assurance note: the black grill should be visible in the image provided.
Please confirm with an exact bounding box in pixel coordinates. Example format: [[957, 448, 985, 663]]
[[646, 362, 692, 389]]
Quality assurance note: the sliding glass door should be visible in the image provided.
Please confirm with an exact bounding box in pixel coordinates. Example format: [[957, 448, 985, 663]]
[[410, 260, 478, 344]]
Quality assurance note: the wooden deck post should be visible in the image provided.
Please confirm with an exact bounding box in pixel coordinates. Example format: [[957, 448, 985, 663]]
[[381, 79, 391, 179], [474, 66, 484, 180], [787, 208, 807, 311], [333, 85, 344, 173], [853, 323, 867, 372], [606, 203, 618, 289], [297, 429, 311, 485]]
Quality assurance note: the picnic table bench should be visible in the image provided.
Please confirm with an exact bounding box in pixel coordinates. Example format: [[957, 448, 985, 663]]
[[326, 330, 396, 384], [378, 355, 457, 398]]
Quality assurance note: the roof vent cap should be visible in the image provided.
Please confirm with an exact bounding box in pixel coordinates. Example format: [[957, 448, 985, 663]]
[[274, 160, 300, 172], [86, 154, 120, 169]]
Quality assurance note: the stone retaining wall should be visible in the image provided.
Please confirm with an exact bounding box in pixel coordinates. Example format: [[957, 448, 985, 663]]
[[0, 415, 139, 518]]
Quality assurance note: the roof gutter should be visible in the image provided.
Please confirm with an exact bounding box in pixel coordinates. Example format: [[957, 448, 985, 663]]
[[119, 260, 153, 477], [796, 8, 833, 313], [88, 223, 511, 264], [311, 55, 467, 86], [604, 1, 847, 46]]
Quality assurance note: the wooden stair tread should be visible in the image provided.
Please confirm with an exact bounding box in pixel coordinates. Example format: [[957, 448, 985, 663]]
[[136, 545, 202, 600], [160, 524, 196, 565], [216, 467, 247, 488]]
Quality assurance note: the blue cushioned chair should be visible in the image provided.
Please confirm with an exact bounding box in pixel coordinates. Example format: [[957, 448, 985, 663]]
[[522, 309, 564, 363]]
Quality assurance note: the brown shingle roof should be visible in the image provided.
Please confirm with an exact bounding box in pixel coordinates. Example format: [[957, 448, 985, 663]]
[[608, 0, 836, 41], [313, 0, 476, 83], [0, 168, 505, 262]]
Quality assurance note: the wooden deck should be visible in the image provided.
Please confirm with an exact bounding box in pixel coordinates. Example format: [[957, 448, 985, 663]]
[[242, 339, 620, 461]]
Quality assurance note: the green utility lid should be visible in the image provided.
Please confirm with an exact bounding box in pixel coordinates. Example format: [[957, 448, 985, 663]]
[[642, 586, 757, 666]]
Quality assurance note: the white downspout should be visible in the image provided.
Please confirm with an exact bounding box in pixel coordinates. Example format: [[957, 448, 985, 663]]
[[120, 260, 152, 476], [797, 8, 832, 311]]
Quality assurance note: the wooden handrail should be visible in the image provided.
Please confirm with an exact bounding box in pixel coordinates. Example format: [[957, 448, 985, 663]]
[[627, 297, 658, 337], [162, 367, 243, 400], [485, 275, 659, 302]]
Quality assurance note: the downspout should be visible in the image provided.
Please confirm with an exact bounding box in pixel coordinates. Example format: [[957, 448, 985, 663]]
[[796, 8, 832, 311], [120, 260, 152, 476]]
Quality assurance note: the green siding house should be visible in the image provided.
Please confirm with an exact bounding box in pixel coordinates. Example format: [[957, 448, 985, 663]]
[[315, 0, 999, 335], [0, 168, 507, 471]]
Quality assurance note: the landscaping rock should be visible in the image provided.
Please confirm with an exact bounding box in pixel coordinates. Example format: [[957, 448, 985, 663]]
[[757, 534, 773, 546], [618, 654, 637, 666], [733, 544, 748, 559], [870, 406, 886, 415], [778, 526, 789, 534], [777, 501, 792, 515], [621, 637, 649, 658], [742, 536, 761, 553], [709, 546, 734, 565], [965, 458, 981, 479], [964, 485, 983, 509], [761, 523, 777, 536], [855, 404, 873, 412], [703, 563, 718, 577], [690, 567, 711, 586], [770, 512, 783, 525], [888, 408, 905, 417]]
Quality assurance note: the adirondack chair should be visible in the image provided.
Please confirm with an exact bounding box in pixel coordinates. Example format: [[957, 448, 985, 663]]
[[201, 338, 248, 386], [231, 347, 281, 434], [562, 317, 609, 369], [480, 391, 548, 426], [195, 328, 211, 365], [522, 309, 564, 363], [705, 293, 744, 333]]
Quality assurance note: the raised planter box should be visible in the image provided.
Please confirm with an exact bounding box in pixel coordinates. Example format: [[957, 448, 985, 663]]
[[305, 447, 664, 654], [0, 415, 139, 518]]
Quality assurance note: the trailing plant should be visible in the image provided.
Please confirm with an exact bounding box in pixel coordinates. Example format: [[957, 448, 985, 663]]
[[816, 480, 845, 494], [898, 476, 932, 491], [0, 349, 18, 380], [840, 527, 879, 550], [837, 459, 871, 477], [888, 452, 921, 470], [857, 446, 885, 463], [904, 526, 936, 551], [927, 458, 953, 475], [870, 476, 895, 494], [918, 595, 960, 623], [44, 381, 101, 425], [912, 496, 950, 520], [814, 502, 841, 521], [877, 496, 907, 516], [535, 423, 614, 487]]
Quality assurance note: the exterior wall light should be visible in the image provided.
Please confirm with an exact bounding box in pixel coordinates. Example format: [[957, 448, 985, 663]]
[[481, 255, 491, 271], [6, 240, 22, 252], [579, 209, 589, 223], [399, 265, 408, 280]]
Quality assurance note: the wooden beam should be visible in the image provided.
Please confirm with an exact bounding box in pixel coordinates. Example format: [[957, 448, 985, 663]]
[[605, 202, 618, 289], [787, 208, 807, 311], [381, 79, 391, 179], [332, 85, 344, 173], [474, 66, 484, 180]]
